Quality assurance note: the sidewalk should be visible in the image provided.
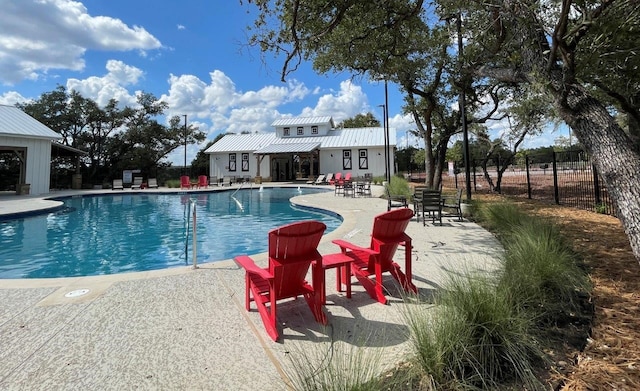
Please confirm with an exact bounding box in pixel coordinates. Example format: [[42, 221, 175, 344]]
[[0, 186, 502, 390]]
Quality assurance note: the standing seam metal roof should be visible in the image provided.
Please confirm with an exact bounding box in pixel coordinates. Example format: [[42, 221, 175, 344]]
[[204, 127, 396, 154], [0, 105, 61, 140]]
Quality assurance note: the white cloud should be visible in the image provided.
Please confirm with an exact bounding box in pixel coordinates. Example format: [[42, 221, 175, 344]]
[[66, 60, 141, 107], [0, 91, 29, 106], [0, 0, 161, 84], [299, 80, 368, 122]]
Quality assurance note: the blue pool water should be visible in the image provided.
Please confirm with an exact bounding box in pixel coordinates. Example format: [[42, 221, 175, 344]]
[[0, 188, 341, 279]]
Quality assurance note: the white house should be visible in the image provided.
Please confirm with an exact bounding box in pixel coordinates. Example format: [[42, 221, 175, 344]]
[[205, 116, 396, 182], [0, 105, 62, 195]]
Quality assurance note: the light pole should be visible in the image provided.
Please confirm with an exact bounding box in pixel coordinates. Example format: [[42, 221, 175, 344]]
[[183, 115, 188, 175], [457, 13, 472, 202], [378, 104, 388, 184]]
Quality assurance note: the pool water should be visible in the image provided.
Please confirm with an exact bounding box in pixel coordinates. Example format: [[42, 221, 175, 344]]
[[0, 188, 341, 279]]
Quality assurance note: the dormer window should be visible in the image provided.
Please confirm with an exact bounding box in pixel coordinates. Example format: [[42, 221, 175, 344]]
[[297, 127, 304, 135], [283, 127, 290, 136], [311, 126, 318, 134]]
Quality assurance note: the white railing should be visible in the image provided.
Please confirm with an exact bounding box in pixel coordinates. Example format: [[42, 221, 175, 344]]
[[184, 198, 198, 269]]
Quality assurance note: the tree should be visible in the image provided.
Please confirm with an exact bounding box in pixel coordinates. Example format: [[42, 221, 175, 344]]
[[242, 0, 640, 261], [338, 113, 381, 128], [191, 140, 216, 176]]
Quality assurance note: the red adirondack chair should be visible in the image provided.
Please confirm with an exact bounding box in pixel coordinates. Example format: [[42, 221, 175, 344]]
[[331, 208, 417, 304], [342, 172, 352, 184], [197, 175, 208, 188], [235, 221, 328, 341], [329, 172, 342, 185], [180, 175, 191, 189]]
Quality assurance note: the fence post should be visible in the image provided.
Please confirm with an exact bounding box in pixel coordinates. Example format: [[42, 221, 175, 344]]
[[473, 161, 477, 191], [593, 163, 601, 206], [552, 151, 560, 204], [525, 154, 532, 199], [496, 155, 501, 194]]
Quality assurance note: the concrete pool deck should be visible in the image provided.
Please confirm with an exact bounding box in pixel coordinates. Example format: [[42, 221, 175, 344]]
[[0, 185, 502, 390]]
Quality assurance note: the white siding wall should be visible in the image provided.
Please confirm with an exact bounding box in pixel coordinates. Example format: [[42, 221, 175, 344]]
[[319, 146, 393, 178], [0, 135, 52, 195], [209, 152, 270, 180]]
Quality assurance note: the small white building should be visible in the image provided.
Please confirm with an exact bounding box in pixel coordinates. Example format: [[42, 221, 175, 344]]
[[0, 105, 62, 195], [205, 116, 396, 182]]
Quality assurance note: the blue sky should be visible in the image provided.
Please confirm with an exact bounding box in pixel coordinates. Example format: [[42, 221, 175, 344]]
[[0, 0, 564, 165]]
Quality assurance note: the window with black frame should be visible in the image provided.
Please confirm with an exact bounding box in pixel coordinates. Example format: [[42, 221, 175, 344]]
[[359, 149, 368, 169], [229, 153, 236, 171], [342, 150, 352, 170]]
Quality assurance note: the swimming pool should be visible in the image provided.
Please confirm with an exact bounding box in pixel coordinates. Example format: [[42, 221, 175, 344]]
[[0, 188, 341, 279]]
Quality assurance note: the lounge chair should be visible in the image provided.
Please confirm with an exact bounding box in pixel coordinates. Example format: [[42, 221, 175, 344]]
[[221, 176, 231, 187], [313, 174, 325, 185], [234, 220, 328, 341], [147, 178, 159, 189], [209, 176, 219, 186], [325, 173, 334, 185], [197, 175, 208, 189], [112, 179, 124, 190], [131, 176, 143, 190], [180, 176, 191, 190], [331, 208, 417, 304]]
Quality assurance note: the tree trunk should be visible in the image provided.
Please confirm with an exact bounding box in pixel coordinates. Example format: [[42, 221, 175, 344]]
[[556, 85, 640, 262], [499, 7, 640, 262]]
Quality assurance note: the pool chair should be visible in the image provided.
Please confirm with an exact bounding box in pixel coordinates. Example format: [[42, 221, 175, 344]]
[[147, 178, 159, 189], [112, 179, 124, 190], [234, 220, 328, 342], [180, 176, 191, 190], [331, 208, 417, 305], [329, 172, 342, 185], [131, 176, 143, 190], [324, 173, 334, 185], [221, 176, 231, 187], [311, 174, 326, 185], [197, 175, 208, 188], [209, 176, 219, 187]]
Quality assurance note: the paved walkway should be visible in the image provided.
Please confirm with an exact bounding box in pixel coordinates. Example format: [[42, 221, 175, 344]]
[[0, 185, 502, 390]]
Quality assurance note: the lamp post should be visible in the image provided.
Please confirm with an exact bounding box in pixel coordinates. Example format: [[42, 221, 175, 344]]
[[378, 104, 388, 184], [183, 115, 188, 175], [457, 13, 472, 202]]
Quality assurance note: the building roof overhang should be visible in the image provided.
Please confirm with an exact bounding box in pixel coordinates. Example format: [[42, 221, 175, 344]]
[[253, 142, 321, 154]]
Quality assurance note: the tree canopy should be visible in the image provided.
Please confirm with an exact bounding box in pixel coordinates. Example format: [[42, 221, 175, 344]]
[[241, 0, 640, 261], [18, 86, 205, 184]]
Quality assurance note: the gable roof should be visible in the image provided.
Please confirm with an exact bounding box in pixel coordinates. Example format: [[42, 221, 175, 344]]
[[0, 105, 62, 140], [205, 127, 396, 154]]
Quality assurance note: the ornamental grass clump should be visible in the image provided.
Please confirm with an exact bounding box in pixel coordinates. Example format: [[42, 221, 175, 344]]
[[499, 216, 591, 323], [404, 273, 544, 390], [285, 331, 384, 391]]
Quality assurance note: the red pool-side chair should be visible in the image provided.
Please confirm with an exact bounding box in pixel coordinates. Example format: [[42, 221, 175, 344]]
[[180, 176, 191, 190], [329, 172, 342, 185], [331, 208, 417, 304], [235, 221, 328, 341], [197, 175, 208, 188]]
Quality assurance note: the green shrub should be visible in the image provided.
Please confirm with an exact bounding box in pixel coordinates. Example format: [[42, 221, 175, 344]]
[[404, 274, 544, 389], [385, 176, 411, 198], [165, 179, 180, 188]]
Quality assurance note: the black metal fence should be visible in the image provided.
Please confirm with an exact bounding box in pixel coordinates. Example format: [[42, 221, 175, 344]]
[[440, 150, 616, 216]]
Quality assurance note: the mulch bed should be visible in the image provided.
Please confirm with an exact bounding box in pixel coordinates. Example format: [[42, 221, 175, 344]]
[[476, 194, 640, 390]]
